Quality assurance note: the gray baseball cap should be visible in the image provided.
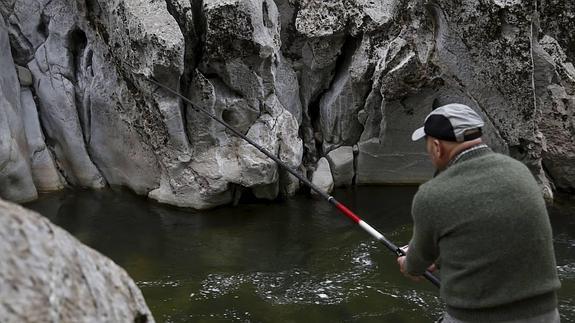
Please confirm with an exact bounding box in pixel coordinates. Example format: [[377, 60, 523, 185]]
[[411, 103, 485, 142]]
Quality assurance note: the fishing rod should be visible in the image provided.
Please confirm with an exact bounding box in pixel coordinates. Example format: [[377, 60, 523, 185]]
[[130, 68, 440, 288]]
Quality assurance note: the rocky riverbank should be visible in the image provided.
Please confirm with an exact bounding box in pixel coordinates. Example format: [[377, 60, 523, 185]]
[[0, 0, 573, 209]]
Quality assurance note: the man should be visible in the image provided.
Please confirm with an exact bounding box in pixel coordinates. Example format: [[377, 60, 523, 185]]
[[397, 103, 561, 322]]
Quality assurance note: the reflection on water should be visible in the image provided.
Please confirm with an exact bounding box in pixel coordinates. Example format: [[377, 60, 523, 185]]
[[25, 187, 575, 322]]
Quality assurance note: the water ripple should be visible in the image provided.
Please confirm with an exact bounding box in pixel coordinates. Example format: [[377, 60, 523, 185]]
[[558, 264, 575, 280], [191, 240, 442, 316], [555, 233, 575, 248], [137, 277, 181, 288]]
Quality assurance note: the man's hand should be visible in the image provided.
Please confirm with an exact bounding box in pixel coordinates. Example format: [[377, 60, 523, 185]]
[[397, 256, 423, 282], [397, 244, 437, 282], [400, 245, 409, 255]]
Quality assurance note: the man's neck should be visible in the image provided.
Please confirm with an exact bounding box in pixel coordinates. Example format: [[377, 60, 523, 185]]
[[447, 138, 483, 161]]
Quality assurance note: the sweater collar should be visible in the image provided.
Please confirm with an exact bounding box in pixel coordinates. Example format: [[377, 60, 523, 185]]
[[447, 144, 491, 168]]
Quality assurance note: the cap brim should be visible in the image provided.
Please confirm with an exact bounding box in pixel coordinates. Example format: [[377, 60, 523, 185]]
[[411, 127, 426, 141]]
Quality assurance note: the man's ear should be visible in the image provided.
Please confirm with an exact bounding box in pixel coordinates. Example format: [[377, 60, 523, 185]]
[[432, 139, 442, 157]]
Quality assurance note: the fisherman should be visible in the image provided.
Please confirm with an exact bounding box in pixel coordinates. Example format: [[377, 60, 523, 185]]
[[397, 103, 561, 322]]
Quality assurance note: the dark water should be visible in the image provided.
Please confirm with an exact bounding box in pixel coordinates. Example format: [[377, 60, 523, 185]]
[[25, 187, 575, 322]]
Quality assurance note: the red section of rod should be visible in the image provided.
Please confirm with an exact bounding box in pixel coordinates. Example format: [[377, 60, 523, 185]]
[[334, 201, 361, 223]]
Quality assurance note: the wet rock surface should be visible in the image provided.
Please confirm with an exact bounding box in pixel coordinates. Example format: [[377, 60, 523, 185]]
[[0, 0, 573, 206]]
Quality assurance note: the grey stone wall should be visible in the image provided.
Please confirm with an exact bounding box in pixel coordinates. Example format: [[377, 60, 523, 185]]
[[0, 0, 573, 207]]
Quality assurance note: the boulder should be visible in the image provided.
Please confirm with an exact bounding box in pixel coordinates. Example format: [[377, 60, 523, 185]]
[[148, 169, 233, 210], [326, 146, 354, 187], [311, 157, 334, 196], [0, 198, 154, 322]]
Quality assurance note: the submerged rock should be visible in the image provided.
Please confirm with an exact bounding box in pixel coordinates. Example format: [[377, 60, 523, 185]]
[[0, 198, 154, 322]]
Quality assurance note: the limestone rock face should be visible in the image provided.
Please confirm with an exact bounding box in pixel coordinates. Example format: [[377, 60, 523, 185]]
[[533, 33, 575, 193], [0, 0, 303, 209], [0, 198, 154, 322], [0, 15, 37, 202], [0, 0, 174, 196], [357, 96, 434, 184], [352, 0, 573, 196], [25, 8, 106, 190], [425, 1, 574, 197], [20, 87, 64, 192], [147, 0, 303, 208], [319, 36, 371, 153], [1, 0, 574, 205]]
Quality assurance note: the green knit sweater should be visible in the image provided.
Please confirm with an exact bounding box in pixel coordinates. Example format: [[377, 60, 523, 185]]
[[405, 146, 561, 321]]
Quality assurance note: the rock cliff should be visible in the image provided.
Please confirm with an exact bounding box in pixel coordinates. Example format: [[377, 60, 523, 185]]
[[0, 0, 573, 207], [0, 197, 154, 322]]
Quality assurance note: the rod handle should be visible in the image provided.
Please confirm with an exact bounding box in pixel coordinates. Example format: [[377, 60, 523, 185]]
[[397, 247, 441, 288], [423, 270, 441, 287]]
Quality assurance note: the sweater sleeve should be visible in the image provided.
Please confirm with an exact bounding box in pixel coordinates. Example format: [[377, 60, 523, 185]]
[[405, 188, 439, 275]]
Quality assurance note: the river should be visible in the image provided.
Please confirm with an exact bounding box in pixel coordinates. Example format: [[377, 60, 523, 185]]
[[26, 186, 575, 322]]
